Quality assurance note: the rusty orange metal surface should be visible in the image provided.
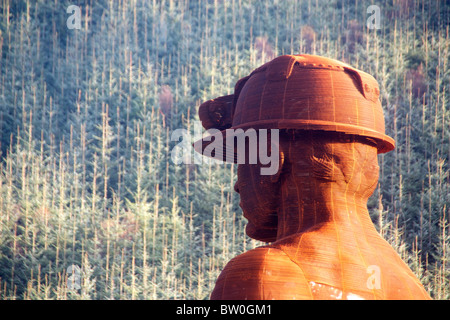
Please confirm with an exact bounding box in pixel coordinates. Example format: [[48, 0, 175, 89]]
[[194, 54, 431, 300]]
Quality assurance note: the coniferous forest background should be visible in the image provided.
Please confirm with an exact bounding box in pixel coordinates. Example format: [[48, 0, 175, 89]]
[[0, 0, 449, 300]]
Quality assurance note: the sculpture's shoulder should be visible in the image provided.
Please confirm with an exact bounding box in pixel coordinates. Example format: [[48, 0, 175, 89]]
[[210, 246, 313, 300]]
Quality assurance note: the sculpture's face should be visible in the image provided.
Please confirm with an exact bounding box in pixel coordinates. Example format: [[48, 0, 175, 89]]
[[234, 132, 381, 243], [235, 163, 279, 242]]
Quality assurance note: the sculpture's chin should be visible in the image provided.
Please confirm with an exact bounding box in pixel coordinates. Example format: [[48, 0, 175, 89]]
[[245, 221, 277, 243]]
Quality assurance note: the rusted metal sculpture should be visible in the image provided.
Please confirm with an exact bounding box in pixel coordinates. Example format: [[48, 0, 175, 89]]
[[194, 54, 431, 300]]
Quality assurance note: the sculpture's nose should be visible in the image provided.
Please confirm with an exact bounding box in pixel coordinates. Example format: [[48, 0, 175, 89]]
[[234, 181, 240, 194]]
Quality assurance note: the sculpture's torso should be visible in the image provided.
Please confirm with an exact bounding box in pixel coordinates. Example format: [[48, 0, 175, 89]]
[[211, 222, 431, 300]]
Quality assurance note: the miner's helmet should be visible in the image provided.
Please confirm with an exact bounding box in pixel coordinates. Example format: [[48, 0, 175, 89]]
[[193, 54, 395, 162]]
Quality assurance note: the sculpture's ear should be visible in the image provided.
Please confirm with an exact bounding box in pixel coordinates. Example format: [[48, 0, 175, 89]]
[[270, 146, 285, 183]]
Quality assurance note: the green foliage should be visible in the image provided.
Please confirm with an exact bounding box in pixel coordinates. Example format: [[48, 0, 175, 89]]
[[0, 0, 449, 299]]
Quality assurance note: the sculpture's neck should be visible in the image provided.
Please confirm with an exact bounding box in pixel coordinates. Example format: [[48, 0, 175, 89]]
[[276, 180, 378, 240]]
